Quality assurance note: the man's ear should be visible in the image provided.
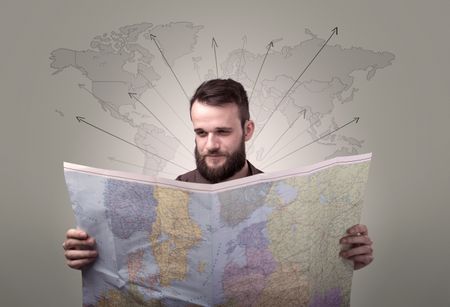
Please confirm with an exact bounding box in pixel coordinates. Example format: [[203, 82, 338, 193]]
[[244, 120, 255, 141]]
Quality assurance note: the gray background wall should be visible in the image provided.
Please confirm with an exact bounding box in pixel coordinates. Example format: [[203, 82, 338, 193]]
[[1, 0, 449, 306]]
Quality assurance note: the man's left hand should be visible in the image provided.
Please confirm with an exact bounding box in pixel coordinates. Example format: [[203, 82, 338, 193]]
[[339, 224, 374, 270]]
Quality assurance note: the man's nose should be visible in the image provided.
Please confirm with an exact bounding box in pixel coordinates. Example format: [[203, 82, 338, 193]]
[[205, 133, 220, 151]]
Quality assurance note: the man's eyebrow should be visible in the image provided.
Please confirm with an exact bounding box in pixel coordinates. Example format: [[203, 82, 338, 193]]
[[194, 127, 233, 133], [215, 127, 232, 131]]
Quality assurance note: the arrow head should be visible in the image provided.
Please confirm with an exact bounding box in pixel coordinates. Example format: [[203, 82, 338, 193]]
[[128, 92, 137, 99], [212, 37, 218, 48], [267, 41, 274, 49], [300, 109, 306, 119], [332, 27, 338, 35], [76, 116, 85, 123], [149, 34, 156, 41], [354, 117, 359, 124]]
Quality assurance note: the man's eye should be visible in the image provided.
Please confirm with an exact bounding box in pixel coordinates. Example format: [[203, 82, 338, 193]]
[[217, 130, 231, 135], [196, 131, 207, 137]]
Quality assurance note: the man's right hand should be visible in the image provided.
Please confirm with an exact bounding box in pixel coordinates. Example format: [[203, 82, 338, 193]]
[[63, 229, 98, 270]]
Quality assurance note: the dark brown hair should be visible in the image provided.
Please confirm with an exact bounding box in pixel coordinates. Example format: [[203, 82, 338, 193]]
[[190, 79, 250, 127]]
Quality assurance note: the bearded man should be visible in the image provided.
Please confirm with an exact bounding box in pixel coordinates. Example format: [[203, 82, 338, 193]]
[[63, 78, 374, 271]]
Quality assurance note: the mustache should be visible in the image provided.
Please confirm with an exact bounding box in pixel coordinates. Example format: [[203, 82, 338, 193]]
[[205, 153, 227, 157], [203, 149, 228, 156]]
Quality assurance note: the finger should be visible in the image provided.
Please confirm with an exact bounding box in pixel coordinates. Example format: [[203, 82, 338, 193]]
[[66, 228, 88, 240], [340, 235, 372, 245], [340, 245, 373, 259], [67, 258, 96, 270], [64, 249, 98, 261], [346, 224, 368, 236], [350, 254, 374, 264], [351, 255, 374, 270], [64, 237, 96, 250]]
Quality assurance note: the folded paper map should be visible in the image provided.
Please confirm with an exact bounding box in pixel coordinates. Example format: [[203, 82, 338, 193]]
[[64, 153, 371, 306]]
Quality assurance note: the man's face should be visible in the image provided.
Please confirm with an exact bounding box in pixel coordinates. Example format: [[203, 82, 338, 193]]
[[191, 101, 253, 183]]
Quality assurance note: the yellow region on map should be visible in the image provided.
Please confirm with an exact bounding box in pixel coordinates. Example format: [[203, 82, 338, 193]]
[[264, 163, 369, 304], [197, 260, 207, 274], [256, 262, 310, 307], [150, 186, 202, 286], [95, 287, 162, 307], [128, 249, 145, 283]]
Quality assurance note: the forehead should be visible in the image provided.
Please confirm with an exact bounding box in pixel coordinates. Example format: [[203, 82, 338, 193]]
[[191, 101, 241, 129]]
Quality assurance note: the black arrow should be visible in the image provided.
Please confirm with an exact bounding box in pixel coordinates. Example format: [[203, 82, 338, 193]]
[[264, 115, 321, 164], [212, 37, 219, 78], [75, 116, 189, 171], [150, 34, 189, 100], [128, 93, 192, 155], [78, 83, 95, 96], [249, 40, 274, 103], [114, 93, 193, 161], [261, 109, 306, 161], [263, 116, 358, 169], [137, 70, 192, 133], [249, 27, 338, 151]]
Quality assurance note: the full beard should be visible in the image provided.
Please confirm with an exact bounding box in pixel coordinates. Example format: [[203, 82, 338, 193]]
[[195, 138, 247, 184]]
